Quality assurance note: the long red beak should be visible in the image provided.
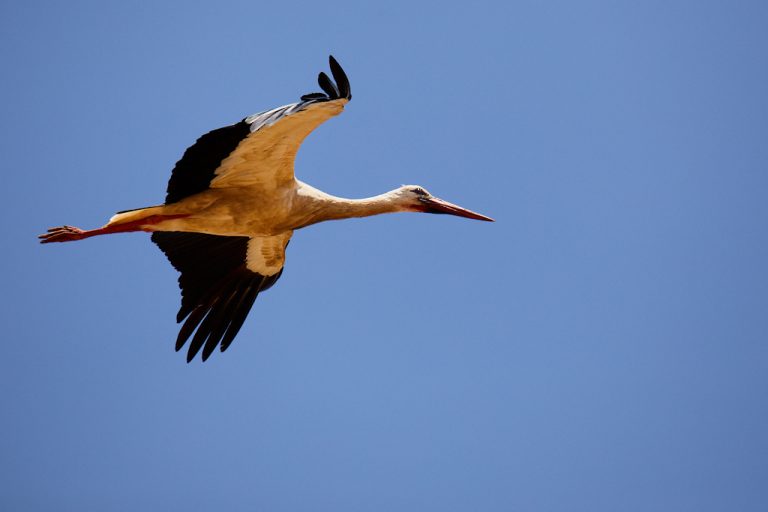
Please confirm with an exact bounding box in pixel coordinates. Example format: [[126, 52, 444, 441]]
[[419, 196, 495, 222]]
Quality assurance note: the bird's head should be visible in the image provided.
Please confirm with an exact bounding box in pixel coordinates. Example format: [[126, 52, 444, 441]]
[[393, 185, 495, 222]]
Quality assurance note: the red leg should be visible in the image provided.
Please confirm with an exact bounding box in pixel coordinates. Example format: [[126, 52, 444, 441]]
[[38, 214, 189, 244], [38, 225, 89, 243]]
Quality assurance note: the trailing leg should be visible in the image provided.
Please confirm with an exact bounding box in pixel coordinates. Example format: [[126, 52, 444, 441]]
[[38, 214, 189, 244]]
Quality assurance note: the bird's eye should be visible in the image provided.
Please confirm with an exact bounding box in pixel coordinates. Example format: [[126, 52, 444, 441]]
[[413, 187, 427, 196]]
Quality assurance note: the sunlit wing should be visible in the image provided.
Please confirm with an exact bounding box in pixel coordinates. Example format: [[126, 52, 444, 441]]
[[162, 56, 351, 204], [210, 99, 347, 191]]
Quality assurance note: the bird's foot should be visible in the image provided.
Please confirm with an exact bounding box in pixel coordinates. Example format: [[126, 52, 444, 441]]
[[38, 225, 86, 244]]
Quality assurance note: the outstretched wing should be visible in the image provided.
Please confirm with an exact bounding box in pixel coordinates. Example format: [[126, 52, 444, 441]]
[[151, 231, 292, 362], [163, 55, 351, 204]]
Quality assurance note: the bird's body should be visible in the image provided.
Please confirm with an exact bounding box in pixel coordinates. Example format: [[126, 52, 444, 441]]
[[40, 56, 493, 362], [109, 179, 417, 236]]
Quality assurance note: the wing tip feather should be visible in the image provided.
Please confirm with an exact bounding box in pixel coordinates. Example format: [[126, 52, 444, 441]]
[[303, 56, 352, 103], [328, 55, 351, 100]]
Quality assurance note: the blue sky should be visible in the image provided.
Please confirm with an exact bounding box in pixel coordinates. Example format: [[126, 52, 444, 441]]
[[2, 1, 767, 510]]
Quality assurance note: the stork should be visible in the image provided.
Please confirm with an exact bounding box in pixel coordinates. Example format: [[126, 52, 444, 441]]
[[39, 56, 493, 362]]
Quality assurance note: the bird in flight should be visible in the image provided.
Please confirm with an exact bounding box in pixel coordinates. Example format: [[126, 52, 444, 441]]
[[40, 56, 493, 362]]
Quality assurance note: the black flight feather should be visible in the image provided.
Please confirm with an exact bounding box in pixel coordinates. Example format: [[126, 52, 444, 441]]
[[219, 280, 263, 353], [163, 121, 250, 205], [300, 92, 328, 101], [318, 71, 339, 99], [329, 55, 351, 100], [151, 232, 284, 361]]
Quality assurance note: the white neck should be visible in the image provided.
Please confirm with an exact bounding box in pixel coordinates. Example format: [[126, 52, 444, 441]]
[[325, 191, 406, 219], [292, 184, 409, 229]]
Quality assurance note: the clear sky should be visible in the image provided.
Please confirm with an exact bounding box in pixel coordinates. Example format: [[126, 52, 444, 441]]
[[2, 1, 767, 510]]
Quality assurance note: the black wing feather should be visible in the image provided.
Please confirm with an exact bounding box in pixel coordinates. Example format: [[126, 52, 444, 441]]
[[300, 92, 328, 101], [163, 121, 250, 204], [220, 268, 283, 353], [161, 56, 352, 205], [200, 285, 243, 361], [318, 72, 339, 98], [329, 55, 352, 100], [151, 232, 284, 362]]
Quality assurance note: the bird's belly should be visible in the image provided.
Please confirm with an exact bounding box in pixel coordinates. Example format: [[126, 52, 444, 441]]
[[153, 191, 293, 237]]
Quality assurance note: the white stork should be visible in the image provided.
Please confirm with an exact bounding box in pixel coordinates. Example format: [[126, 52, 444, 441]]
[[40, 56, 493, 362]]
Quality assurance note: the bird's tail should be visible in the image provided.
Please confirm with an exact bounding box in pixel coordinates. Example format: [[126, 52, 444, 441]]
[[107, 204, 165, 225]]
